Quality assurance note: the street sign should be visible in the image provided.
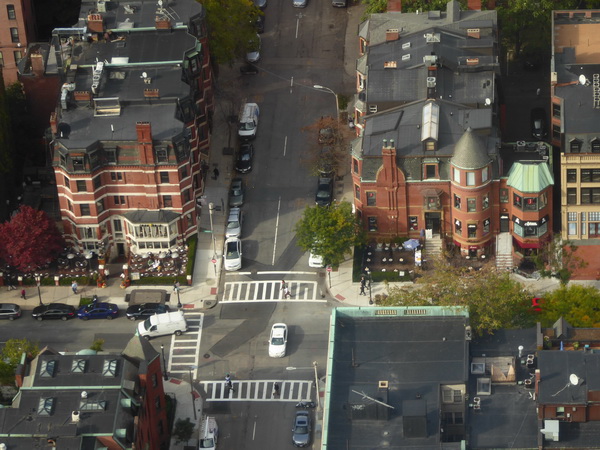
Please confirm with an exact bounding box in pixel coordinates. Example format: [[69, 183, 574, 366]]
[[203, 230, 213, 233], [326, 265, 332, 272], [211, 258, 217, 264]]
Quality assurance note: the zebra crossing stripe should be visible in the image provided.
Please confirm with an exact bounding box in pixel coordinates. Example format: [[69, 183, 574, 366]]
[[199, 380, 313, 402], [222, 280, 324, 303]]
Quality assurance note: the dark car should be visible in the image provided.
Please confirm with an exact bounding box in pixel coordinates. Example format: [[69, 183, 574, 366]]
[[0, 303, 21, 320], [531, 108, 547, 140], [235, 143, 254, 173], [77, 302, 119, 320], [315, 177, 334, 206], [126, 303, 170, 321], [255, 14, 265, 33], [229, 178, 245, 207], [32, 303, 76, 321], [292, 411, 311, 447]]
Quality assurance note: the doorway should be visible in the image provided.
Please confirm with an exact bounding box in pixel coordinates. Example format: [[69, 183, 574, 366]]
[[117, 243, 125, 256], [425, 212, 441, 235], [500, 215, 509, 233]]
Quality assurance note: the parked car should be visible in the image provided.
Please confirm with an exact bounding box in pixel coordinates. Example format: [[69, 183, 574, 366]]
[[0, 303, 21, 320], [255, 14, 265, 33], [269, 323, 288, 357], [292, 411, 311, 447], [226, 207, 243, 238], [530, 107, 547, 140], [235, 143, 254, 173], [308, 251, 324, 268], [246, 34, 261, 63], [315, 177, 334, 206], [126, 303, 170, 321], [32, 303, 76, 321], [254, 0, 267, 9], [224, 237, 243, 271], [77, 302, 119, 320], [229, 178, 245, 207], [293, 0, 308, 7]]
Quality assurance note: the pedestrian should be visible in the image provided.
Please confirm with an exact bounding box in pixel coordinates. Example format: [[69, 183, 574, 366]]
[[20, 289, 26, 300], [7, 276, 17, 291], [273, 382, 280, 398], [213, 167, 219, 180], [225, 373, 234, 392], [359, 276, 366, 296], [173, 281, 180, 292], [71, 281, 78, 294], [280, 280, 291, 299], [536, 88, 541, 96]]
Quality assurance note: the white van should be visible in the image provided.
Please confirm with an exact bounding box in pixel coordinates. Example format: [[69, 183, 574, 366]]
[[199, 416, 218, 449], [238, 103, 259, 139], [136, 310, 187, 339]]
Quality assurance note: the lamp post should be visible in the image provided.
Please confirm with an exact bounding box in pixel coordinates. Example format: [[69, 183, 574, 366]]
[[34, 274, 43, 306], [313, 84, 339, 119], [208, 202, 216, 256], [188, 367, 197, 420], [160, 344, 169, 381], [175, 287, 182, 309], [367, 270, 373, 305], [286, 363, 321, 409]]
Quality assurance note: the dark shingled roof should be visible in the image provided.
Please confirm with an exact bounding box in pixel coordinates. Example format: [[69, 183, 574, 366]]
[[123, 210, 180, 224], [450, 127, 491, 169]]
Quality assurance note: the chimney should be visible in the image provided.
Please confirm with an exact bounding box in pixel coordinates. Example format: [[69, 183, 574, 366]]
[[385, 29, 400, 41], [387, 0, 402, 12], [30, 51, 45, 76], [156, 16, 171, 30], [87, 14, 104, 33], [50, 112, 58, 135], [534, 369, 541, 395], [447, 0, 461, 23], [136, 122, 152, 143], [467, 0, 482, 10]]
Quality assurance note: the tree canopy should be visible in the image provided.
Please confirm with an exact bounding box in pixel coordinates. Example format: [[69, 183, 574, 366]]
[[301, 116, 352, 177], [539, 285, 600, 328], [295, 201, 363, 268], [0, 338, 39, 385], [198, 0, 262, 65], [534, 234, 587, 286], [0, 205, 64, 271], [380, 260, 534, 335]]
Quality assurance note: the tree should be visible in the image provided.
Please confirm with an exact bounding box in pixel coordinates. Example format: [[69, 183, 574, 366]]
[[301, 116, 352, 177], [173, 418, 195, 444], [199, 0, 262, 66], [0, 205, 64, 271], [295, 201, 364, 268], [0, 338, 40, 385], [539, 285, 600, 328], [534, 234, 587, 286], [380, 260, 534, 335]]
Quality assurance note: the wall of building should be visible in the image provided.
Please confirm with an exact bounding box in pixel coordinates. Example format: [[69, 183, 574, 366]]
[[0, 0, 36, 85]]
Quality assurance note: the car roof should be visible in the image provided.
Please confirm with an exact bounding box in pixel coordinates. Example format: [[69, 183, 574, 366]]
[[0, 303, 19, 309], [228, 208, 241, 220]]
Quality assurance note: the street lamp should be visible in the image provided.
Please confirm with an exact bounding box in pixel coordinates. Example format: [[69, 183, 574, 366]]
[[208, 202, 216, 256], [188, 366, 197, 420], [160, 344, 169, 381], [313, 84, 340, 119], [34, 274, 43, 306], [286, 362, 321, 409], [367, 270, 373, 305]]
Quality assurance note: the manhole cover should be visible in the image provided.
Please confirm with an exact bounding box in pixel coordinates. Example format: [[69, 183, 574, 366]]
[[204, 353, 211, 359]]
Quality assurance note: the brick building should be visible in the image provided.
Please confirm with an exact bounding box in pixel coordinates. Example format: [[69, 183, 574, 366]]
[[0, 0, 36, 85], [48, 0, 213, 258]]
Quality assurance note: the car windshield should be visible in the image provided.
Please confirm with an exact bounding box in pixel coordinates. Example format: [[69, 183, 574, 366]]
[[295, 425, 308, 434], [240, 122, 254, 130], [226, 243, 239, 258], [200, 439, 214, 448], [231, 189, 242, 196], [227, 221, 240, 229], [271, 337, 284, 345], [240, 153, 251, 161], [142, 317, 153, 331], [316, 190, 330, 198]]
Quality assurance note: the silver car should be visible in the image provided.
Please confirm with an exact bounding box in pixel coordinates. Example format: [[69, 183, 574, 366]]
[[246, 34, 261, 63], [293, 0, 307, 7], [229, 178, 245, 207], [0, 303, 21, 320], [224, 237, 242, 271], [226, 208, 243, 238]]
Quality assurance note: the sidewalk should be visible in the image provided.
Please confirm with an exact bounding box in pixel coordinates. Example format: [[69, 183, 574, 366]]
[[163, 376, 203, 450]]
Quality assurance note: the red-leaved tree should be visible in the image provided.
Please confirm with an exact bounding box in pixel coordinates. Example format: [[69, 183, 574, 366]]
[[0, 205, 64, 271]]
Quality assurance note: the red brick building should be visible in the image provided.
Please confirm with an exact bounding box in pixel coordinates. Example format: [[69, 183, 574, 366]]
[[48, 0, 213, 258], [0, 0, 36, 85]]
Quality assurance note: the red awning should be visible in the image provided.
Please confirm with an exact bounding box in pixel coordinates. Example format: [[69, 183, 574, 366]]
[[516, 241, 541, 249]]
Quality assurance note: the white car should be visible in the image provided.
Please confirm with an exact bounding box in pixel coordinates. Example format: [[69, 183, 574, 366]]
[[226, 208, 243, 238], [246, 34, 261, 63], [308, 251, 324, 268], [224, 237, 242, 271], [268, 323, 288, 358]]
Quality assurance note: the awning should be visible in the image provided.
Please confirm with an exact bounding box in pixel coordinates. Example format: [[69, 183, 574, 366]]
[[512, 215, 549, 227], [514, 239, 541, 249]]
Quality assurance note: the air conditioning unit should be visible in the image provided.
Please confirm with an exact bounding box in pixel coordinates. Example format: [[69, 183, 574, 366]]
[[97, 0, 107, 12]]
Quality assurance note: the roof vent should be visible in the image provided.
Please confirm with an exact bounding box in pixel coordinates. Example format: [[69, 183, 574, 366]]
[[379, 380, 389, 389], [427, 77, 436, 88], [385, 29, 399, 41], [425, 33, 441, 43], [384, 61, 397, 69], [402, 54, 411, 61], [72, 410, 80, 423], [81, 391, 88, 399]]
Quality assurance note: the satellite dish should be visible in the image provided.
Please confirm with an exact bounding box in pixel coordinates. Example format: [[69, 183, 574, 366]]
[[485, 98, 491, 106], [579, 74, 587, 85], [142, 72, 147, 79], [158, 0, 163, 6], [569, 374, 580, 385]]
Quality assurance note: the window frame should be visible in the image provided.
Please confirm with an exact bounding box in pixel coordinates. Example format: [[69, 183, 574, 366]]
[[366, 191, 376, 207], [466, 172, 475, 186], [467, 198, 476, 212], [7, 5, 16, 20], [10, 27, 19, 43]]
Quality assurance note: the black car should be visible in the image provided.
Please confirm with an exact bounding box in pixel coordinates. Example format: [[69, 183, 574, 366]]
[[126, 303, 170, 321], [531, 108, 547, 140], [255, 14, 265, 33], [32, 303, 76, 321], [0, 303, 21, 320], [315, 177, 334, 206], [235, 143, 254, 173], [292, 411, 311, 447]]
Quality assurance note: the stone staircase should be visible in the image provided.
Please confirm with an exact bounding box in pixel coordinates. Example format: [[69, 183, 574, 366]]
[[424, 236, 443, 259], [495, 233, 513, 270]]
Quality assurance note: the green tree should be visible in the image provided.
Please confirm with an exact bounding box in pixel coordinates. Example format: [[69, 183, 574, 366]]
[[198, 0, 262, 65], [0, 338, 40, 385], [361, 0, 387, 17], [534, 234, 587, 286], [539, 285, 600, 328], [173, 417, 195, 444], [295, 201, 364, 268], [381, 260, 534, 335]]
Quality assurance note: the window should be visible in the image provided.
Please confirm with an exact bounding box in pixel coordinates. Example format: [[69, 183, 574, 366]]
[[64, 176, 70, 190], [163, 195, 173, 207], [368, 216, 378, 231], [552, 124, 561, 140], [355, 184, 360, 199], [467, 198, 476, 212], [409, 216, 418, 231], [468, 224, 477, 238], [581, 188, 600, 204], [68, 200, 73, 212], [482, 167, 489, 182], [568, 222, 577, 236], [513, 193, 522, 208], [7, 5, 16, 19], [152, 373, 158, 388], [156, 149, 168, 163], [160, 172, 169, 183], [466, 172, 475, 186], [13, 50, 22, 64], [425, 141, 436, 151], [80, 204, 91, 216], [181, 166, 188, 179], [72, 156, 85, 171], [525, 224, 537, 236], [524, 197, 538, 211], [155, 396, 161, 410], [567, 169, 577, 183], [453, 168, 460, 183], [556, 407, 565, 418], [76, 180, 87, 192], [183, 189, 191, 203], [581, 169, 600, 182], [552, 103, 561, 118], [105, 149, 117, 163], [454, 194, 461, 209], [482, 193, 489, 210], [455, 219, 462, 235], [425, 164, 436, 179], [500, 188, 508, 203], [96, 199, 105, 213], [110, 172, 123, 181], [567, 188, 577, 205], [353, 159, 359, 174], [483, 218, 490, 234], [10, 28, 19, 43], [366, 192, 376, 206], [570, 139, 582, 153], [93, 176, 101, 189], [442, 389, 463, 403], [443, 412, 464, 425], [592, 139, 600, 153], [539, 192, 547, 209], [114, 195, 125, 205]]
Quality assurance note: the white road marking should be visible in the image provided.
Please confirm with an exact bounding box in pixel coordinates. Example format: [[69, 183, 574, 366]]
[[167, 312, 203, 379], [222, 280, 323, 303], [200, 380, 313, 402], [283, 135, 288, 157], [272, 196, 281, 266]]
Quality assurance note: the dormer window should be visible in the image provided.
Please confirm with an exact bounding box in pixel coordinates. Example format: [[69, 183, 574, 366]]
[[570, 139, 582, 153], [592, 138, 600, 153]]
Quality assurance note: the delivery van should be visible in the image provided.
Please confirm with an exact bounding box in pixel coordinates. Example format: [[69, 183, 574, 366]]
[[136, 310, 187, 339], [199, 416, 218, 449], [238, 103, 259, 139]]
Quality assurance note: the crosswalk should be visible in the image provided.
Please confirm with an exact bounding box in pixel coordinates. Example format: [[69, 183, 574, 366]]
[[167, 311, 203, 380], [222, 280, 324, 303], [199, 379, 313, 402]]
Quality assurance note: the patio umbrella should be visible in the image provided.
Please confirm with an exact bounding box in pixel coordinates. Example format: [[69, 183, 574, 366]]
[[403, 239, 420, 251]]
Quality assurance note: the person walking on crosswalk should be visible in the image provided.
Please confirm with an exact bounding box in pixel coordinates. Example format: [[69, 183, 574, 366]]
[[280, 280, 291, 299], [225, 373, 235, 392]]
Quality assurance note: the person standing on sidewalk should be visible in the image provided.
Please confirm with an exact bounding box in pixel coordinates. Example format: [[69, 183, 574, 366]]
[[359, 276, 367, 296], [20, 289, 26, 299], [173, 281, 180, 292], [71, 281, 78, 294]]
